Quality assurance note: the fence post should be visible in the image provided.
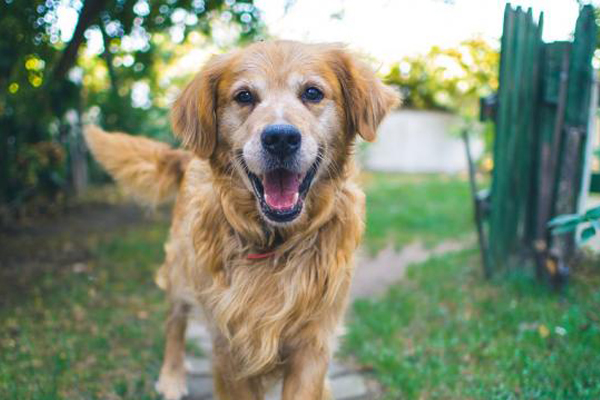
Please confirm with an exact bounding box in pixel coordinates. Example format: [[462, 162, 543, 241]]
[[463, 130, 492, 278], [66, 108, 88, 197]]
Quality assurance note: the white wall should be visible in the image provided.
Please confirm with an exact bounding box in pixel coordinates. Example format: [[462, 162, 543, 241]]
[[363, 110, 484, 173]]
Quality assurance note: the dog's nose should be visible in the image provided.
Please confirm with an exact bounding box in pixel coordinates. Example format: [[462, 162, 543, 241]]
[[261, 124, 301, 157]]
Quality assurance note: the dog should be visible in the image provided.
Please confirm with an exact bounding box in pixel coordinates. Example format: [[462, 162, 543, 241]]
[[85, 40, 398, 400]]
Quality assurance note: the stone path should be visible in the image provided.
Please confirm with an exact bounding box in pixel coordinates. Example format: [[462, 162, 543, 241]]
[[183, 239, 472, 399]]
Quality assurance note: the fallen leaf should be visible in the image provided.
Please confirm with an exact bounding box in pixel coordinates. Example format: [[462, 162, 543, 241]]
[[137, 310, 149, 320]]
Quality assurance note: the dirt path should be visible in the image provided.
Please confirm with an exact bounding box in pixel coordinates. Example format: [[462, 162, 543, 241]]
[[350, 239, 473, 300], [0, 197, 169, 306]]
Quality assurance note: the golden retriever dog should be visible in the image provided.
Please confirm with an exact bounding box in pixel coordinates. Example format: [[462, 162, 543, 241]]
[[85, 40, 398, 400]]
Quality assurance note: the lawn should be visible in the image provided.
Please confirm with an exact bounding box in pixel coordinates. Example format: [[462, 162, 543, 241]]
[[363, 173, 473, 252], [0, 221, 171, 400], [0, 173, 473, 399], [4, 172, 593, 400], [343, 250, 600, 399]]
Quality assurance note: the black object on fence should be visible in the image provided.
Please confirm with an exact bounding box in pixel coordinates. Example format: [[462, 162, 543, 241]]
[[467, 4, 598, 286]]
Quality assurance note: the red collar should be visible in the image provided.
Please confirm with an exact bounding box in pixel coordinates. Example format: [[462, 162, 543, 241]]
[[247, 250, 277, 260], [247, 232, 282, 260]]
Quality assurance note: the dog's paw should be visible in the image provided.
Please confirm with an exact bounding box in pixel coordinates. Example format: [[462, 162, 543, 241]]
[[155, 370, 188, 400]]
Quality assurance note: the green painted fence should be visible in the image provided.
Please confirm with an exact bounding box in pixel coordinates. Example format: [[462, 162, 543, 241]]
[[474, 4, 598, 286]]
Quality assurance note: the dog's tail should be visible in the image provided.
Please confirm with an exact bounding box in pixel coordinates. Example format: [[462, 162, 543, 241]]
[[84, 125, 192, 206]]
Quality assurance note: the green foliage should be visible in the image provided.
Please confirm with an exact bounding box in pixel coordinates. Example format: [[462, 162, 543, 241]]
[[549, 205, 600, 244], [344, 250, 600, 399], [384, 38, 499, 117], [7, 142, 68, 206], [364, 173, 474, 252], [0, 0, 263, 210]]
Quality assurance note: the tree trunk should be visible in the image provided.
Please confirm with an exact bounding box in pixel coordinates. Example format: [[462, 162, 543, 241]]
[[69, 94, 88, 197], [99, 18, 120, 94], [53, 0, 109, 80]]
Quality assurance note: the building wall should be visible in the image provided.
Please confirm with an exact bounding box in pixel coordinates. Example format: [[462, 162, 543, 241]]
[[363, 110, 483, 173]]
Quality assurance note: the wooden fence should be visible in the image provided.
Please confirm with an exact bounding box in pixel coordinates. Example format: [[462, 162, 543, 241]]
[[469, 4, 598, 286]]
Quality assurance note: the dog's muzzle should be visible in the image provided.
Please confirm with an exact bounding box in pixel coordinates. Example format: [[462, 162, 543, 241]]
[[242, 124, 321, 224]]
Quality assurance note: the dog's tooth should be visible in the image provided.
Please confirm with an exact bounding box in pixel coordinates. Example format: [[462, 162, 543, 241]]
[[293, 192, 299, 203]]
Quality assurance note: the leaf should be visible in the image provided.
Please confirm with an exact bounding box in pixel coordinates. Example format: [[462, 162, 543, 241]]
[[548, 214, 582, 227], [551, 225, 579, 234], [580, 226, 597, 244], [550, 219, 582, 234], [538, 325, 550, 338], [584, 205, 600, 220]]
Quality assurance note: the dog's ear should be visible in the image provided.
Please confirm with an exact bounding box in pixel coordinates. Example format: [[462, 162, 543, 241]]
[[329, 48, 400, 142], [171, 54, 229, 158]]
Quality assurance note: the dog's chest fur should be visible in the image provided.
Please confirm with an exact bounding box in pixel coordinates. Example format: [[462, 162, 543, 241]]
[[164, 160, 365, 376]]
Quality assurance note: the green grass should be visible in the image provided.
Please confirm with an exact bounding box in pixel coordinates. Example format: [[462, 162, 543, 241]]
[[4, 174, 596, 400], [0, 223, 170, 400], [343, 250, 600, 399], [0, 172, 473, 399], [364, 173, 473, 252]]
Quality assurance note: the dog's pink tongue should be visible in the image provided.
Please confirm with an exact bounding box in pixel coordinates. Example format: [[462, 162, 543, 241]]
[[263, 169, 300, 210]]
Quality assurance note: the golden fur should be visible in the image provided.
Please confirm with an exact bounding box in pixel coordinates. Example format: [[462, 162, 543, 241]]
[[85, 40, 398, 400]]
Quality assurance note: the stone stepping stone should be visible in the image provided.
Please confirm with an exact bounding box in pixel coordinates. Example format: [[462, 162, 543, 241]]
[[330, 374, 369, 399], [186, 357, 211, 377], [186, 376, 213, 399]]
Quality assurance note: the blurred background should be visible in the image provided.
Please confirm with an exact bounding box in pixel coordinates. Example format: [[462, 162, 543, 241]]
[[1, 0, 600, 399]]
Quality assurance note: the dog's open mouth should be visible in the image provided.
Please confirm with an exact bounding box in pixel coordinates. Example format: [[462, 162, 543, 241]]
[[245, 160, 320, 223]]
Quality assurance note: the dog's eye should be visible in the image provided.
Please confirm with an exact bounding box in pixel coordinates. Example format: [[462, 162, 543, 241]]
[[302, 87, 324, 103], [235, 90, 254, 104]]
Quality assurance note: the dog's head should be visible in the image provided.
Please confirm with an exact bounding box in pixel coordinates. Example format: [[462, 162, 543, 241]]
[[172, 41, 398, 226]]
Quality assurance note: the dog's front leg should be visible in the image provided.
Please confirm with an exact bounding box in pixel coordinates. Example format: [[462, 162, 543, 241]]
[[156, 301, 190, 400], [282, 343, 332, 400], [212, 338, 264, 400]]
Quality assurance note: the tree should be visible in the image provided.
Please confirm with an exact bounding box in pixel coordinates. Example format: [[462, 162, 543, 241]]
[[384, 38, 499, 117], [0, 0, 262, 215]]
